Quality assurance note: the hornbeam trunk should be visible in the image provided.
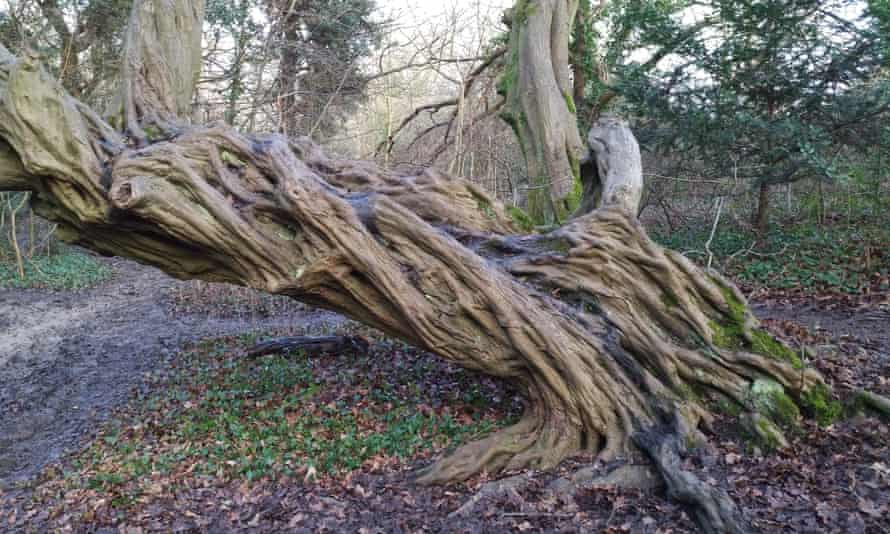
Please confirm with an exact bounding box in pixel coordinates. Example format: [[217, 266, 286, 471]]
[[499, 0, 588, 224], [0, 41, 829, 494], [105, 0, 204, 140]]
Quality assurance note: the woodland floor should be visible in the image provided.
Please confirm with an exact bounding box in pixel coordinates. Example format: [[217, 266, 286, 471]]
[[0, 253, 888, 533]]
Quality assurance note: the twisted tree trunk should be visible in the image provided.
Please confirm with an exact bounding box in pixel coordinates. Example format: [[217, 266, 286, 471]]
[[0, 3, 838, 531]]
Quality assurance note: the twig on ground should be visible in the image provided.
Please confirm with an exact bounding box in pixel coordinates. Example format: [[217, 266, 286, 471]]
[[501, 512, 576, 518]]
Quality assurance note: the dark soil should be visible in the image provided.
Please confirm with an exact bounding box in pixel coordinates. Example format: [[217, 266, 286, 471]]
[[0, 258, 888, 533], [0, 254, 344, 490]]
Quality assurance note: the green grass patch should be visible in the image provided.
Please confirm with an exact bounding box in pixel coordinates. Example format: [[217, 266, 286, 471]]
[[48, 332, 517, 507], [0, 249, 111, 289]]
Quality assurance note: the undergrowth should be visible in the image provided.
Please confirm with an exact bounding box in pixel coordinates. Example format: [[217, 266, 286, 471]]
[[652, 218, 890, 298], [0, 248, 111, 290], [35, 330, 518, 513]]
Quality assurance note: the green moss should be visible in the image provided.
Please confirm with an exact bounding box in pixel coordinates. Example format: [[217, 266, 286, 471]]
[[512, 0, 535, 25], [801, 383, 842, 426], [713, 397, 743, 416], [496, 30, 521, 97], [749, 329, 803, 369], [717, 283, 747, 323], [526, 181, 554, 226], [470, 191, 497, 221], [563, 91, 577, 115], [708, 280, 804, 369], [708, 319, 744, 350], [143, 124, 163, 142], [221, 150, 246, 168], [506, 206, 535, 232], [661, 290, 680, 309], [749, 379, 800, 428], [677, 382, 706, 402], [752, 415, 786, 450]]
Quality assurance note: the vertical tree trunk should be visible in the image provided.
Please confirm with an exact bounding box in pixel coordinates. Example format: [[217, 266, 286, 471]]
[[278, 22, 302, 136], [37, 0, 81, 96], [500, 0, 588, 225], [225, 31, 250, 126], [105, 0, 205, 140], [755, 181, 770, 235], [570, 0, 593, 119]]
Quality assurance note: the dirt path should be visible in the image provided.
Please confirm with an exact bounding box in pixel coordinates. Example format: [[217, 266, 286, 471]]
[[0, 256, 345, 489], [752, 302, 890, 355]]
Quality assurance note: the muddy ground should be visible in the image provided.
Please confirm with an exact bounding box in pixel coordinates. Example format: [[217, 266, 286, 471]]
[[0, 253, 888, 532], [0, 256, 344, 490]]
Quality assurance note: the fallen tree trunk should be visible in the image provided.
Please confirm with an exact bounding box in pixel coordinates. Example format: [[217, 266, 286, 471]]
[[0, 36, 832, 532], [246, 335, 369, 359]]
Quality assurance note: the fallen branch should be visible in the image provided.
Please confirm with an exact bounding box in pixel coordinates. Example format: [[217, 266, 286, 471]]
[[246, 335, 369, 359], [857, 388, 890, 416]]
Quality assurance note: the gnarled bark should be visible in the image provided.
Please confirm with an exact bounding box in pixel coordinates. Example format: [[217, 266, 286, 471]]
[[0, 40, 825, 474], [0, 6, 835, 528]]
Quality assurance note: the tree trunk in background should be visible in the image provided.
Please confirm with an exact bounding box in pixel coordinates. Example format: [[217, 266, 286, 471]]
[[37, 0, 81, 96], [755, 182, 770, 235], [500, 0, 588, 225], [277, 22, 302, 136], [105, 0, 204, 140], [570, 0, 589, 110]]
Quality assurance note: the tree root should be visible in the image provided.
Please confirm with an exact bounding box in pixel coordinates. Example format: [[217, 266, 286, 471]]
[[547, 463, 664, 497], [415, 412, 583, 485], [634, 416, 750, 534], [740, 412, 788, 449], [245, 335, 369, 359]]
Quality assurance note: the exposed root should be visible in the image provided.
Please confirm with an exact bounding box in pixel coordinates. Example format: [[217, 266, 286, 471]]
[[547, 463, 664, 498], [634, 416, 750, 534], [740, 412, 789, 450], [415, 414, 581, 485]]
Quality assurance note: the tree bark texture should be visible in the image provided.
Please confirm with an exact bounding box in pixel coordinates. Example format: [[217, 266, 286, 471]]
[[755, 181, 770, 235], [500, 0, 589, 224], [574, 115, 643, 217], [0, 39, 827, 491], [105, 0, 205, 140]]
